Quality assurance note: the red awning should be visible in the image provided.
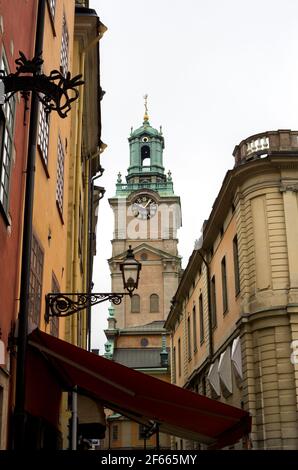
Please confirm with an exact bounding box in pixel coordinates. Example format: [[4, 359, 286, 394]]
[[27, 329, 251, 449]]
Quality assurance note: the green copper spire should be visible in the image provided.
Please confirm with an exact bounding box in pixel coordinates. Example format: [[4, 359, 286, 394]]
[[116, 96, 174, 197]]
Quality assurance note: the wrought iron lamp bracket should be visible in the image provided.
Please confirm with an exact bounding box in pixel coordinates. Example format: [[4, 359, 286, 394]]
[[0, 51, 84, 119], [45, 292, 131, 323]]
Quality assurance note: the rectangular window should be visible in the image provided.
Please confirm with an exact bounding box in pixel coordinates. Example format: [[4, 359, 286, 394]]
[[131, 294, 140, 313], [210, 275, 217, 329], [172, 346, 176, 384], [221, 256, 228, 314], [56, 135, 65, 215], [192, 305, 197, 352], [0, 53, 15, 217], [150, 294, 159, 312], [199, 294, 204, 343], [50, 273, 60, 337], [29, 234, 44, 326], [60, 15, 69, 77], [233, 235, 240, 295], [38, 102, 50, 167], [112, 424, 118, 441], [178, 338, 181, 377], [187, 317, 191, 360]]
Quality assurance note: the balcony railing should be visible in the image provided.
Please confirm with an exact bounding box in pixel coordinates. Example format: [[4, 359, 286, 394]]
[[116, 181, 174, 196], [233, 130, 298, 166]]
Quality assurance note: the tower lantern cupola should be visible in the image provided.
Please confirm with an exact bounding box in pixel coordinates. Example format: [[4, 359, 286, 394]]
[[116, 95, 174, 197]]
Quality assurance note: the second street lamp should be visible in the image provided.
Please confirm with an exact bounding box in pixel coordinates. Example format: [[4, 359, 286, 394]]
[[45, 245, 141, 322], [120, 245, 141, 294]]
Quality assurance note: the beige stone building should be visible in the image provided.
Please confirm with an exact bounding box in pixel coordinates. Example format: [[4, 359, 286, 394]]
[[165, 130, 298, 450]]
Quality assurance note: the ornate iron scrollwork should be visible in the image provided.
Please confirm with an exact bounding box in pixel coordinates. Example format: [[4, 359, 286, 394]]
[[0, 51, 84, 119], [45, 292, 129, 323]]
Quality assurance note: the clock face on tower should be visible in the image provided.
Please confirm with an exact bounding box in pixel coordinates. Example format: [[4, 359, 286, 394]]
[[131, 194, 158, 220]]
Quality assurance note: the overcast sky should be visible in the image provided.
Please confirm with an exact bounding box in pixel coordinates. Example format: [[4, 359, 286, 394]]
[[89, 0, 298, 351]]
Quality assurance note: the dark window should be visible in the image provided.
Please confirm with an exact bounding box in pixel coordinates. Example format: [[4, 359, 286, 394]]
[[172, 346, 176, 384], [0, 54, 15, 216], [56, 135, 65, 215], [221, 256, 228, 314], [29, 234, 44, 326], [192, 305, 197, 352], [131, 294, 140, 313], [199, 294, 204, 343], [233, 235, 240, 295], [210, 275, 217, 328], [60, 15, 69, 76], [141, 145, 150, 165], [187, 317, 191, 359], [50, 273, 59, 337], [178, 338, 181, 377], [112, 424, 118, 441], [150, 294, 159, 313], [38, 102, 50, 167]]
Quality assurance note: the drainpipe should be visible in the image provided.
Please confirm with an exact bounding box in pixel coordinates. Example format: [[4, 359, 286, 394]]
[[87, 170, 105, 351], [72, 52, 85, 345], [82, 159, 89, 349], [13, 0, 46, 450], [71, 387, 78, 450], [197, 250, 213, 359]]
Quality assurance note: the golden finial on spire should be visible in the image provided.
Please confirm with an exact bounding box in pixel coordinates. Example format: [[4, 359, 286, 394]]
[[143, 93, 149, 122]]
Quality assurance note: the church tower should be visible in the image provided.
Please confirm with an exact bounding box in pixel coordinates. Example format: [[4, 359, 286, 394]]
[[103, 98, 182, 448], [108, 96, 182, 333]]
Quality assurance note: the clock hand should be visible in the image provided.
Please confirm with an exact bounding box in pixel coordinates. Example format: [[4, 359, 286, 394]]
[[144, 198, 152, 208]]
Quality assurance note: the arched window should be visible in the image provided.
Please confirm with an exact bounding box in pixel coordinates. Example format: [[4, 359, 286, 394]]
[[141, 145, 150, 166], [150, 294, 159, 313], [131, 294, 140, 313]]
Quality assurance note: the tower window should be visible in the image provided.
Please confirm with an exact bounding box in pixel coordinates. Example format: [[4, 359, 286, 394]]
[[141, 145, 150, 166], [131, 294, 140, 313], [150, 294, 159, 313]]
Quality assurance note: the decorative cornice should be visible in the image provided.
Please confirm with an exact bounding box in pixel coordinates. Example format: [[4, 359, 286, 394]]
[[280, 183, 298, 193]]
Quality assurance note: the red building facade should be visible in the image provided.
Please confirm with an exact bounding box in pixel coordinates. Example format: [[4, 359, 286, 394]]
[[0, 0, 37, 449]]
